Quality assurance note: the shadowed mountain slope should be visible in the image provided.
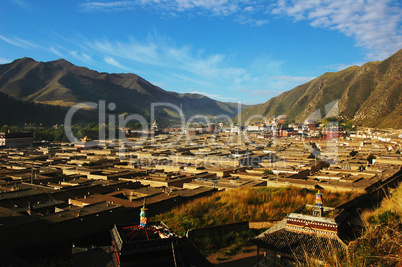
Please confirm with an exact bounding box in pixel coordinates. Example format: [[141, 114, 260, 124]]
[[237, 49, 402, 128], [0, 58, 244, 125]]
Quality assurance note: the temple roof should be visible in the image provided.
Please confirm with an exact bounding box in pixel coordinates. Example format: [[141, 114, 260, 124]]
[[110, 222, 212, 266], [250, 228, 347, 260]]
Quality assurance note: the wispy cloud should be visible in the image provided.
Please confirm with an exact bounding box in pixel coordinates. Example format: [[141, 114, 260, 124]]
[[241, 89, 285, 97], [80, 0, 269, 26], [70, 50, 92, 63], [104, 56, 130, 70], [0, 57, 11, 64], [236, 15, 269, 26], [324, 62, 365, 71], [79, 0, 401, 60], [135, 0, 241, 15], [0, 35, 39, 49], [235, 75, 316, 103], [84, 36, 247, 80], [87, 38, 159, 66], [270, 0, 402, 60], [78, 34, 302, 104], [50, 47, 66, 58], [267, 75, 315, 83], [80, 1, 135, 12], [184, 91, 239, 102], [10, 0, 31, 11]]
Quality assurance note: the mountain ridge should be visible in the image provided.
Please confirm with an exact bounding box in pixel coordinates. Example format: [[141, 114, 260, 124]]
[[236, 49, 402, 128], [0, 57, 245, 125]]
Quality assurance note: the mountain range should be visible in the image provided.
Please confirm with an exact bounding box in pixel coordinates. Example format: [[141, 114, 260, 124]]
[[237, 49, 402, 128], [0, 49, 401, 128], [0, 57, 243, 126]]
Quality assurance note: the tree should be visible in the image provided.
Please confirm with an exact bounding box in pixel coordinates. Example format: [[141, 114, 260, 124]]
[[0, 125, 9, 133], [263, 169, 274, 176], [358, 165, 366, 172], [344, 120, 355, 130], [367, 154, 376, 165], [83, 162, 95, 167]]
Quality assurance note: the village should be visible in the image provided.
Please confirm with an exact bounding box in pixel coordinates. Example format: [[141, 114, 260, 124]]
[[1, 122, 401, 265]]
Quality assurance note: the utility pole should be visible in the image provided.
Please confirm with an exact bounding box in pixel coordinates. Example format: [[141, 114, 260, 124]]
[[31, 164, 33, 184]]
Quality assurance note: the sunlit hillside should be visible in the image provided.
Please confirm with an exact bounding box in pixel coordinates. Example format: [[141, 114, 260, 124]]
[[154, 187, 360, 234], [346, 184, 402, 266]]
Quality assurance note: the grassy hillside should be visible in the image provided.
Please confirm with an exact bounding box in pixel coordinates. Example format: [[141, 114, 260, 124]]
[[297, 184, 402, 267], [346, 185, 402, 266], [154, 187, 360, 234], [0, 58, 245, 125], [237, 49, 402, 128], [0, 91, 97, 126], [153, 187, 360, 256]]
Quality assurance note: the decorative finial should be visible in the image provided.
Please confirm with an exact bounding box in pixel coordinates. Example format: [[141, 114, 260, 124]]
[[315, 190, 323, 207], [140, 198, 148, 227]]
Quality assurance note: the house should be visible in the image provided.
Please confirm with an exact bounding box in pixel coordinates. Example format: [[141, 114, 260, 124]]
[[250, 191, 351, 265], [110, 201, 212, 267], [0, 132, 33, 148]]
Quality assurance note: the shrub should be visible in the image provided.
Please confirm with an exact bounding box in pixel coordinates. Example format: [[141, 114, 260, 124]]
[[367, 154, 376, 165], [376, 210, 398, 224], [153, 187, 360, 246], [263, 169, 274, 176]]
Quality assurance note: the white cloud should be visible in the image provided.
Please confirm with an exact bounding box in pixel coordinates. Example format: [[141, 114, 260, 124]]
[[140, 0, 241, 15], [324, 62, 365, 71], [10, 0, 31, 11], [236, 15, 269, 26], [242, 89, 284, 97], [233, 73, 318, 104], [80, 1, 135, 12], [80, 0, 238, 14], [184, 91, 239, 102], [267, 75, 315, 83], [104, 56, 130, 70], [88, 38, 159, 66], [79, 1, 401, 60], [85, 36, 248, 81], [80, 0, 269, 23], [70, 50, 92, 63], [50, 47, 66, 58], [270, 0, 402, 60], [0, 57, 11, 64], [79, 34, 307, 104], [0, 35, 38, 49]]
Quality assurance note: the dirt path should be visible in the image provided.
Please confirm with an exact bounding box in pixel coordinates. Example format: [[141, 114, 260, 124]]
[[206, 245, 258, 267]]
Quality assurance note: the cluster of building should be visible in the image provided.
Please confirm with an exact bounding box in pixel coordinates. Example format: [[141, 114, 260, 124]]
[[251, 191, 350, 265], [0, 131, 33, 148], [0, 123, 401, 264]]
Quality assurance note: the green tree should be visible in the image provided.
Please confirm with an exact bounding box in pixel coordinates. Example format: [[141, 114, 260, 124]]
[[263, 169, 274, 176], [344, 120, 355, 130], [367, 154, 376, 165], [0, 125, 9, 133]]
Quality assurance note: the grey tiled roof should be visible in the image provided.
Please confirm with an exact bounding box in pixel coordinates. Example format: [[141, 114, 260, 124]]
[[250, 228, 347, 260]]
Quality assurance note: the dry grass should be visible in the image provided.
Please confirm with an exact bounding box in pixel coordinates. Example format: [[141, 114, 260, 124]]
[[299, 183, 402, 267], [361, 185, 402, 226], [346, 184, 402, 267], [153, 187, 360, 234]]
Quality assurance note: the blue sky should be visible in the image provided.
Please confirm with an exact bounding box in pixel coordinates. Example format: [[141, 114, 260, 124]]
[[0, 0, 401, 105]]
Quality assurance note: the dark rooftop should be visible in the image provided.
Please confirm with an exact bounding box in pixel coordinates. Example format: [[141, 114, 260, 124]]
[[250, 228, 347, 260]]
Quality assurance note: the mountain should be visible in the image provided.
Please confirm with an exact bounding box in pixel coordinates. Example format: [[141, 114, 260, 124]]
[[0, 91, 97, 127], [237, 49, 402, 128], [0, 58, 244, 125]]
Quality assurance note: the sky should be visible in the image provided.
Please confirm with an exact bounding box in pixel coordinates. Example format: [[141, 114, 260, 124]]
[[0, 0, 401, 105]]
